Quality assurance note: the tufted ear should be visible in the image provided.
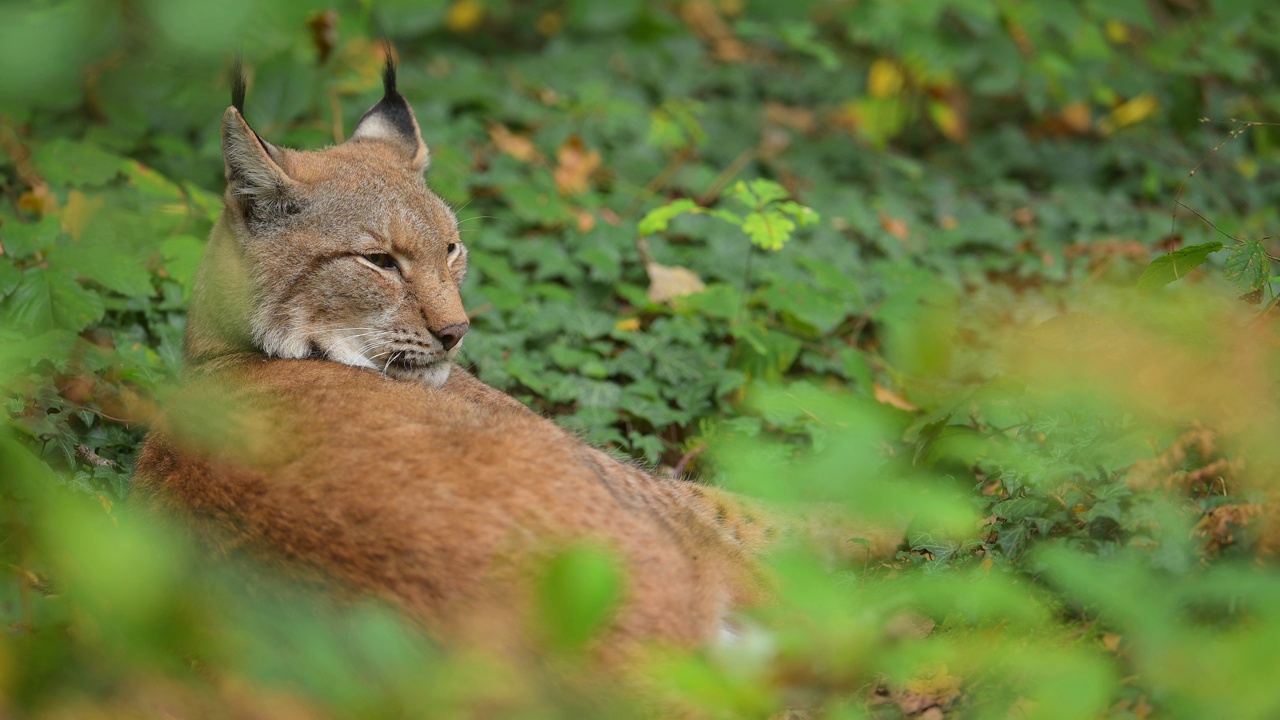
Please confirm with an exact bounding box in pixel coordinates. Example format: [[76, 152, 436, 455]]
[[347, 56, 429, 171], [221, 62, 298, 224]]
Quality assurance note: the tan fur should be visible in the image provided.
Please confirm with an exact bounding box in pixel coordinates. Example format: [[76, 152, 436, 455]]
[[132, 68, 771, 658]]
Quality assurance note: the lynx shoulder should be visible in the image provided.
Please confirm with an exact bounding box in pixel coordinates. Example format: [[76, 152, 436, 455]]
[[131, 58, 769, 656]]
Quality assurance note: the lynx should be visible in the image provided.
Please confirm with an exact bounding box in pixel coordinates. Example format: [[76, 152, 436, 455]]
[[131, 59, 780, 657]]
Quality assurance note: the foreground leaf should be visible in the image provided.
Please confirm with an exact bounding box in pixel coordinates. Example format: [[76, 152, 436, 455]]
[[1136, 241, 1223, 291]]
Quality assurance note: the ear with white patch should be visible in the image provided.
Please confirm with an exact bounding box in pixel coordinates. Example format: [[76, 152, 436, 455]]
[[221, 65, 298, 224], [347, 56, 429, 171]]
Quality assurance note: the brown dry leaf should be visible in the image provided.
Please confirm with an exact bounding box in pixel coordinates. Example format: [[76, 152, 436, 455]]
[[646, 262, 705, 304], [488, 123, 540, 163], [879, 213, 910, 240], [1060, 102, 1092, 134], [764, 103, 817, 133], [678, 0, 749, 62], [553, 135, 601, 196], [873, 383, 917, 411], [62, 190, 104, 241], [307, 10, 338, 63], [1101, 633, 1122, 652], [573, 209, 596, 233], [939, 215, 958, 231], [900, 665, 963, 715]]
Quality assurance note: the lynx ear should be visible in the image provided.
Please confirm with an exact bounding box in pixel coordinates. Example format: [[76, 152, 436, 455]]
[[347, 56, 429, 171], [221, 63, 297, 224]]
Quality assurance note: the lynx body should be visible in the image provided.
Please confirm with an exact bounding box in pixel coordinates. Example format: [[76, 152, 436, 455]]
[[131, 60, 764, 655]]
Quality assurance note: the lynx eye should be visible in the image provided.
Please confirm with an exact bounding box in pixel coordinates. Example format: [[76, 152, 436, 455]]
[[361, 253, 400, 273]]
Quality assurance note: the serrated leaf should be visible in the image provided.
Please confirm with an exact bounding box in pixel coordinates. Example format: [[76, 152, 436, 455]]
[[728, 178, 789, 207], [639, 199, 700, 235], [741, 211, 796, 251], [1136, 241, 1223, 291], [1223, 240, 1269, 291], [0, 268, 103, 332], [1, 215, 61, 259], [46, 245, 154, 298]]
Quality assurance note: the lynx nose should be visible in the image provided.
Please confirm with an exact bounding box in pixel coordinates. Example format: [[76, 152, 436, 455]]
[[432, 322, 469, 351]]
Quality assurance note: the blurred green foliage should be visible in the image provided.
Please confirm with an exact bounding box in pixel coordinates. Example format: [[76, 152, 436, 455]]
[[5, 0, 1280, 717]]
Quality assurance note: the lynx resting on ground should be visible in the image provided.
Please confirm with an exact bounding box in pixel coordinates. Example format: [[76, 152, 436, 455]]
[[132, 59, 781, 657]]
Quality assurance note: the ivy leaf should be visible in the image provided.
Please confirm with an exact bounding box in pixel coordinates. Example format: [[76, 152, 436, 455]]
[[639, 199, 700, 235], [1223, 240, 1269, 291], [1136, 241, 1223, 291]]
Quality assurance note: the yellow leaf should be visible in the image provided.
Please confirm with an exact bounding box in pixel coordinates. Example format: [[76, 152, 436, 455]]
[[615, 317, 641, 332], [446, 0, 484, 33], [535, 11, 562, 36], [97, 494, 113, 514], [1102, 633, 1122, 652], [867, 58, 905, 98], [1102, 93, 1158, 135], [61, 190, 104, 241], [1105, 20, 1129, 44], [927, 99, 966, 142]]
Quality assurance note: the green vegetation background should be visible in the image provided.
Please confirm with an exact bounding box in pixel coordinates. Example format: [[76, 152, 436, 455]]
[[4, 0, 1280, 717]]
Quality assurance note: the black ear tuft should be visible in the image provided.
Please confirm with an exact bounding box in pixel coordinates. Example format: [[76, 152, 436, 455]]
[[347, 47, 427, 168], [231, 56, 247, 114], [382, 49, 397, 97]]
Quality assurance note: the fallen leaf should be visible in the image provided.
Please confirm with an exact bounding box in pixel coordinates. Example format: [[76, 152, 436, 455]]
[[615, 317, 641, 332], [1101, 633, 1122, 652], [553, 135, 601, 196], [573, 209, 596, 233], [97, 494, 114, 514], [646, 262, 705, 304], [873, 383, 916, 411], [488, 123, 540, 163], [879, 213, 909, 240], [764, 103, 816, 133]]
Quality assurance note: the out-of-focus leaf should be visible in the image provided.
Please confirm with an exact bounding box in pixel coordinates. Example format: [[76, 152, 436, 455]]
[[640, 199, 700, 235], [537, 545, 621, 651], [32, 139, 126, 187]]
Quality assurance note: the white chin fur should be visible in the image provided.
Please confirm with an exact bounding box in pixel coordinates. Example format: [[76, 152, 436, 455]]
[[385, 360, 452, 387]]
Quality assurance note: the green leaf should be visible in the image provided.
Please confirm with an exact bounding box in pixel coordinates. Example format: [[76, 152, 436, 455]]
[[1135, 241, 1224, 291], [639, 199, 700, 235], [728, 179, 789, 207], [1, 215, 61, 259], [160, 235, 205, 299], [1223, 240, 1269, 291], [46, 245, 154, 298], [537, 545, 622, 651], [32, 139, 126, 187], [741, 210, 796, 251], [0, 258, 20, 300], [0, 268, 103, 332]]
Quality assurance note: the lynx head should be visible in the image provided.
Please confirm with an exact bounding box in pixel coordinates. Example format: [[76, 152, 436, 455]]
[[185, 57, 468, 387]]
